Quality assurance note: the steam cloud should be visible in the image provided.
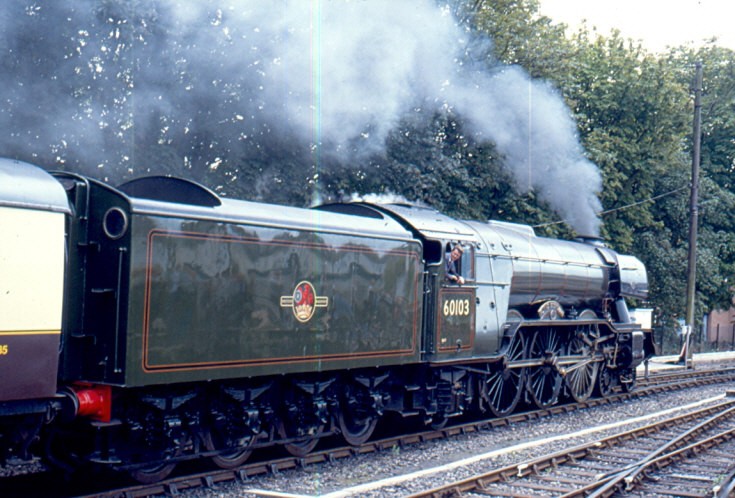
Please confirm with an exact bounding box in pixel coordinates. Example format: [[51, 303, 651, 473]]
[[0, 0, 602, 235]]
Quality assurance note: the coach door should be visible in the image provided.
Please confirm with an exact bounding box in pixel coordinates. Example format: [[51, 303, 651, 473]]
[[435, 242, 476, 357]]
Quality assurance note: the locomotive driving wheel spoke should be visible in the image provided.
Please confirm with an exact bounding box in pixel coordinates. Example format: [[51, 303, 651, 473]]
[[564, 327, 599, 403], [526, 328, 564, 409], [483, 331, 526, 417]]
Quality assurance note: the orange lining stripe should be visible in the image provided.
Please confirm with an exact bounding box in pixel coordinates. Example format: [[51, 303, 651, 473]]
[[142, 228, 422, 373]]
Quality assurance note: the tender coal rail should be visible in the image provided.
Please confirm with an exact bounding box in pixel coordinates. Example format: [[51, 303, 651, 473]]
[[408, 395, 735, 497], [4, 366, 735, 498]]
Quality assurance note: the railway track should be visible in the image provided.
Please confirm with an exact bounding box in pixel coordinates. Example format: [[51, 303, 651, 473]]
[[409, 395, 735, 497], [2, 365, 734, 498]]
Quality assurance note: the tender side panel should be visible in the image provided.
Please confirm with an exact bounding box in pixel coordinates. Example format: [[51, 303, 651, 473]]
[[0, 207, 64, 400], [126, 217, 422, 385]]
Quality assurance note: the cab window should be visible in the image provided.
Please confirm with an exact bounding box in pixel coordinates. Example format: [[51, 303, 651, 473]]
[[444, 243, 474, 284], [462, 245, 475, 281]]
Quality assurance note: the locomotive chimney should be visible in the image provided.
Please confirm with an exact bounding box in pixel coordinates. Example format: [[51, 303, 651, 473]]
[[574, 235, 607, 248]]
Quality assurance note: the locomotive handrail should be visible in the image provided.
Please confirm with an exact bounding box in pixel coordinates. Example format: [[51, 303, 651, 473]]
[[469, 279, 511, 287], [440, 284, 480, 289], [487, 252, 613, 269]]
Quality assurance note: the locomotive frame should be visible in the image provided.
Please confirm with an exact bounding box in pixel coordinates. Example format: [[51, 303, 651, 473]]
[[0, 159, 655, 482]]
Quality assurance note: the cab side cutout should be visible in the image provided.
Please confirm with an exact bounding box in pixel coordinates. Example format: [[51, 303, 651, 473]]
[[443, 242, 475, 283]]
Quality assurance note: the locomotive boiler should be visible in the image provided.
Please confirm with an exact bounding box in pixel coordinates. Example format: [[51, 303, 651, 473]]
[[0, 158, 654, 482]]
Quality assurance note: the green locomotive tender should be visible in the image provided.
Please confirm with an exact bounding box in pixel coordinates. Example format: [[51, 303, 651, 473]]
[[0, 159, 654, 482]]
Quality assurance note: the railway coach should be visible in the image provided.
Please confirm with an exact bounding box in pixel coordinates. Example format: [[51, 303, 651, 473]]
[[0, 158, 654, 482]]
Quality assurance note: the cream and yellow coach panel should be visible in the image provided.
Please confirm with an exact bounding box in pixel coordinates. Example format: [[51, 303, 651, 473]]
[[0, 207, 66, 333], [0, 159, 69, 400]]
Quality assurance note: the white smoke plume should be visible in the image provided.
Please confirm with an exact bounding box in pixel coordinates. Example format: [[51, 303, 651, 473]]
[[0, 0, 602, 235], [347, 192, 423, 207]]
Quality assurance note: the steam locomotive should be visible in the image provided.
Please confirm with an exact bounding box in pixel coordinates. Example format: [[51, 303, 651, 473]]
[[0, 158, 654, 482]]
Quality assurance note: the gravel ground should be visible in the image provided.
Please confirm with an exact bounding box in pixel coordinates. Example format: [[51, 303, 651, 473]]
[[171, 376, 735, 498]]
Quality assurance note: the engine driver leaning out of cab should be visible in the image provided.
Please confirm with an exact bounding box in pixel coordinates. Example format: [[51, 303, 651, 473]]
[[445, 244, 465, 285]]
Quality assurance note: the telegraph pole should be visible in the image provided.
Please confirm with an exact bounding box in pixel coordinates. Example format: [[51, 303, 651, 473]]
[[681, 62, 703, 368]]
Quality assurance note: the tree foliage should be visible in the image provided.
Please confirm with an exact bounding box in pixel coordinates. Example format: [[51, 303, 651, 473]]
[[2, 0, 734, 353], [467, 1, 735, 349]]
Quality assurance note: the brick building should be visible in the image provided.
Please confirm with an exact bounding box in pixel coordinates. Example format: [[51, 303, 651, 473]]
[[706, 308, 735, 348]]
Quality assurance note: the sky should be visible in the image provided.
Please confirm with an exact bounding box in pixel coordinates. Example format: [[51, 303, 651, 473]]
[[538, 0, 735, 52]]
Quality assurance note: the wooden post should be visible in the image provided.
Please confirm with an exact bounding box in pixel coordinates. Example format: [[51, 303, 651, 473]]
[[680, 62, 703, 368]]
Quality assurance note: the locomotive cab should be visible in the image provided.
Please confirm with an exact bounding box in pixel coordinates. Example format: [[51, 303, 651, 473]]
[[348, 203, 489, 362]]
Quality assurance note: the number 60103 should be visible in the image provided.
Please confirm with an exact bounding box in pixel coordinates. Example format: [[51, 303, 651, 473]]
[[443, 298, 470, 316]]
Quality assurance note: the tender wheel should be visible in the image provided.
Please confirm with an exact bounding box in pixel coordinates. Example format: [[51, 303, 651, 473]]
[[129, 462, 177, 484], [482, 331, 526, 417], [116, 401, 185, 484], [337, 381, 380, 446], [526, 328, 564, 409], [277, 419, 319, 457], [338, 411, 378, 445], [202, 427, 253, 469], [277, 382, 329, 457], [564, 328, 599, 403], [337, 384, 378, 446], [202, 391, 258, 469]]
